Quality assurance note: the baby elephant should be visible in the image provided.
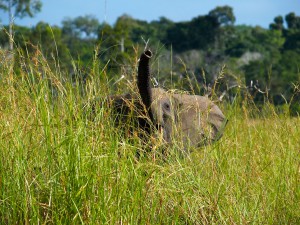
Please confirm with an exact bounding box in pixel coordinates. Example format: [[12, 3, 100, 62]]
[[110, 50, 227, 149]]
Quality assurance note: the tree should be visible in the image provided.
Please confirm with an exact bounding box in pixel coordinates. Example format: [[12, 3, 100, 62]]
[[208, 5, 236, 26], [269, 16, 284, 31], [284, 13, 300, 52], [61, 16, 100, 68], [62, 15, 100, 39], [151, 17, 173, 42], [284, 29, 300, 51], [98, 22, 116, 46], [166, 15, 219, 52], [0, 0, 42, 50], [113, 15, 134, 52], [166, 21, 190, 51], [30, 22, 70, 61], [207, 6, 236, 53], [285, 12, 300, 30]]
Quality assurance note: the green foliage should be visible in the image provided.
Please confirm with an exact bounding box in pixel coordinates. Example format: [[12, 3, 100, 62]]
[[0, 0, 42, 50], [0, 5, 300, 110], [285, 12, 300, 29], [0, 0, 42, 18], [208, 5, 236, 26], [165, 15, 220, 52], [284, 29, 300, 51], [62, 15, 100, 39], [270, 15, 284, 30]]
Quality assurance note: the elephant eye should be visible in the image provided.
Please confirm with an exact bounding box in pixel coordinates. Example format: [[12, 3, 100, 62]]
[[163, 102, 170, 110]]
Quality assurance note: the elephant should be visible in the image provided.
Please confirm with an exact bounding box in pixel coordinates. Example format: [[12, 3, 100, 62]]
[[108, 49, 227, 149]]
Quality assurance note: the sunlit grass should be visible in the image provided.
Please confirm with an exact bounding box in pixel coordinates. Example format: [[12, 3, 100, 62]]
[[0, 48, 299, 224]]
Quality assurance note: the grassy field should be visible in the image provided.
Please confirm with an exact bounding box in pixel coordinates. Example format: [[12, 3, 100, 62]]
[[0, 50, 299, 224]]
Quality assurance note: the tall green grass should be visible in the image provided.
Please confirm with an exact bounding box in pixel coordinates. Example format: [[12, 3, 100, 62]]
[[0, 48, 299, 224]]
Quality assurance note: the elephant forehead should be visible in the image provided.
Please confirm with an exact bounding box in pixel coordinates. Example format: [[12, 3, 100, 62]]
[[174, 94, 213, 110], [151, 88, 172, 106], [175, 94, 225, 124], [151, 87, 167, 96]]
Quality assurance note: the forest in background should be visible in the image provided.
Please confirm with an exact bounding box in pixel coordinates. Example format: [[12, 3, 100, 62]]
[[1, 6, 300, 114]]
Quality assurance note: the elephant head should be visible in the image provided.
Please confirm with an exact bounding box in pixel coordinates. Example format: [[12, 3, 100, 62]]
[[137, 50, 227, 149]]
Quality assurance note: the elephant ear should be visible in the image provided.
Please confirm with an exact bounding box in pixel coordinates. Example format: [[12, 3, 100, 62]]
[[207, 104, 227, 141], [170, 94, 203, 147]]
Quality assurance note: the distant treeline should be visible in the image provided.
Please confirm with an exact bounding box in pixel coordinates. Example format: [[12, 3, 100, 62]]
[[1, 6, 300, 112]]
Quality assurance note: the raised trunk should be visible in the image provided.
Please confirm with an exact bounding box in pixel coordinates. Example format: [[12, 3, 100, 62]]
[[137, 50, 154, 122]]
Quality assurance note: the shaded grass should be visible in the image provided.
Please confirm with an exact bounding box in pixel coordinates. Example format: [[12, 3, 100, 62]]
[[0, 48, 299, 224]]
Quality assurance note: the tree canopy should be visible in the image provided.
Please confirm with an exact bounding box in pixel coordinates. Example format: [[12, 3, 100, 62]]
[[0, 0, 42, 50], [0, 6, 299, 113]]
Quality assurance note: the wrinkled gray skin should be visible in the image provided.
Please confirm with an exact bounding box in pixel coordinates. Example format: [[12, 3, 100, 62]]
[[110, 50, 227, 149], [150, 88, 227, 147]]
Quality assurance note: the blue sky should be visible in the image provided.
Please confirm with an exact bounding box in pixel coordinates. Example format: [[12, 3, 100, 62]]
[[0, 0, 300, 28]]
